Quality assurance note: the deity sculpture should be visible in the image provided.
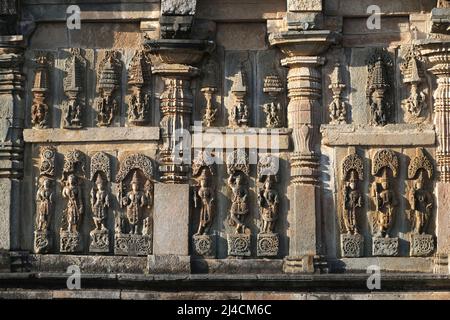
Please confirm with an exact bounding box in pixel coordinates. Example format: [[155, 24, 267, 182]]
[[262, 74, 284, 128], [121, 171, 150, 235], [62, 174, 84, 233], [96, 95, 118, 126], [257, 177, 279, 234], [262, 102, 281, 128], [228, 172, 249, 234], [230, 102, 249, 127], [35, 177, 53, 232], [408, 172, 433, 234], [371, 170, 397, 238], [193, 171, 214, 235], [90, 174, 110, 231], [343, 171, 363, 235]]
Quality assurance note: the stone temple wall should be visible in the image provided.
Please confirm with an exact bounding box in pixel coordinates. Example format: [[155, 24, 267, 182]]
[[1, 0, 450, 297]]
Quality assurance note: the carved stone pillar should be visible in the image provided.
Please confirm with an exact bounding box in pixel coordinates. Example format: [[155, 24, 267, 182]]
[[0, 32, 25, 251], [269, 23, 336, 272], [419, 40, 450, 272]]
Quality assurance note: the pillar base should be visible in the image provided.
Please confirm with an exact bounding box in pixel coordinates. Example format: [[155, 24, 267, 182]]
[[147, 254, 191, 274]]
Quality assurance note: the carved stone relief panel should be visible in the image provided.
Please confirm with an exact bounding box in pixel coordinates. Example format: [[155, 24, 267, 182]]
[[127, 49, 152, 126], [340, 147, 364, 257], [62, 48, 87, 129], [328, 60, 348, 124], [370, 149, 399, 256], [115, 153, 153, 256], [95, 50, 122, 127], [226, 149, 251, 257], [228, 65, 250, 128], [34, 146, 56, 253], [200, 57, 219, 128], [60, 149, 86, 253], [262, 75, 284, 128], [89, 152, 111, 253], [192, 150, 216, 257], [366, 48, 394, 126], [407, 148, 435, 257], [31, 52, 51, 129]]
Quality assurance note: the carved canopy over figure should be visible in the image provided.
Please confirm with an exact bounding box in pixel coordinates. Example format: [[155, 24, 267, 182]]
[[36, 177, 53, 232], [62, 174, 84, 233]]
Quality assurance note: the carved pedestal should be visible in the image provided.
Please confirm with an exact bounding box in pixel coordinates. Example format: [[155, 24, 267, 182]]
[[227, 234, 251, 257], [192, 234, 215, 257], [89, 229, 110, 253], [372, 237, 399, 256], [114, 233, 152, 256], [34, 231, 50, 254], [60, 231, 81, 253], [410, 233, 435, 257], [340, 234, 364, 258], [257, 233, 279, 257]]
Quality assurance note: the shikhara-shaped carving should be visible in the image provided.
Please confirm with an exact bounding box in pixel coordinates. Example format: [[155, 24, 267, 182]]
[[257, 155, 280, 257], [370, 149, 399, 238], [400, 46, 428, 123], [60, 150, 85, 252], [89, 152, 111, 253], [407, 148, 434, 236], [62, 48, 86, 129], [341, 148, 363, 235], [127, 50, 152, 126], [116, 154, 153, 245], [95, 50, 121, 127], [201, 58, 218, 127], [229, 65, 249, 127], [328, 61, 348, 124], [226, 150, 250, 236], [366, 49, 394, 126], [262, 75, 283, 128], [34, 146, 56, 253], [31, 52, 50, 129]]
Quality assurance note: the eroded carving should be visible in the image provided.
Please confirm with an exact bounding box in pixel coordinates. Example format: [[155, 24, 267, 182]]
[[400, 46, 428, 123], [95, 51, 121, 127], [262, 75, 283, 128], [229, 65, 249, 127], [328, 61, 348, 124], [89, 152, 111, 253], [62, 48, 86, 129], [128, 50, 152, 126], [201, 58, 218, 127], [366, 49, 394, 126], [115, 154, 153, 255], [31, 52, 50, 129]]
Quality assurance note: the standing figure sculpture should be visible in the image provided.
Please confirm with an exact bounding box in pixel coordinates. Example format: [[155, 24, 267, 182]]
[[228, 173, 248, 234], [121, 171, 148, 235], [193, 172, 214, 235], [408, 172, 433, 235], [372, 172, 397, 238], [343, 171, 362, 235], [258, 178, 279, 234], [36, 177, 53, 232], [62, 174, 84, 233], [90, 174, 110, 231]]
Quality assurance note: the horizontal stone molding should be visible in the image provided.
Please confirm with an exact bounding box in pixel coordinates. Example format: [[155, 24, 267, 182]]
[[192, 127, 291, 150], [321, 124, 436, 146], [23, 127, 160, 143]]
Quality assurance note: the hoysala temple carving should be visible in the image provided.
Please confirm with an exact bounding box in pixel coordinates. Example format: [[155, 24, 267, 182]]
[[2, 0, 450, 300]]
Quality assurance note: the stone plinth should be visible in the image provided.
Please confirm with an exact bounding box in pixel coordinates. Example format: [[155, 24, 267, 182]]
[[192, 234, 215, 257], [410, 233, 435, 257], [60, 231, 81, 253], [372, 237, 399, 257], [340, 233, 364, 258], [148, 254, 191, 274], [153, 184, 190, 255], [89, 229, 110, 253], [257, 233, 279, 257], [227, 234, 251, 257], [114, 233, 152, 256]]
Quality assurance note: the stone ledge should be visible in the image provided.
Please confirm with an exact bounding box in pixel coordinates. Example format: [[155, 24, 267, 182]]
[[321, 124, 436, 146], [329, 257, 434, 273], [23, 127, 160, 143]]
